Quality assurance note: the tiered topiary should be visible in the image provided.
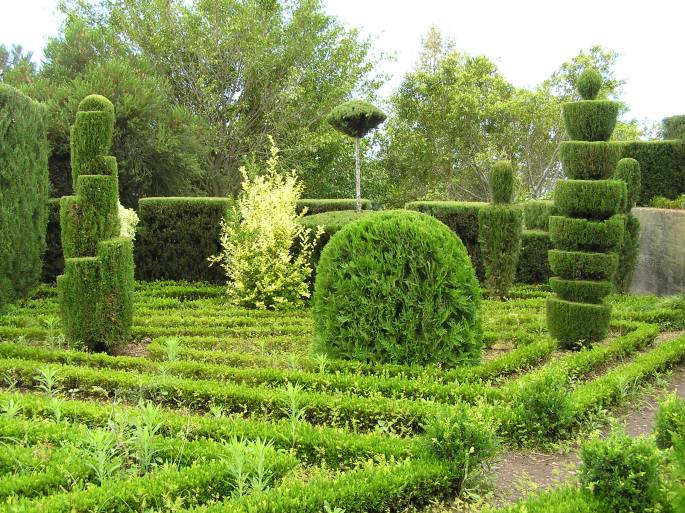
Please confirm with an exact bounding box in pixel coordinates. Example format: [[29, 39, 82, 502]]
[[57, 95, 134, 351], [547, 69, 627, 348], [312, 210, 482, 367], [478, 161, 523, 298]]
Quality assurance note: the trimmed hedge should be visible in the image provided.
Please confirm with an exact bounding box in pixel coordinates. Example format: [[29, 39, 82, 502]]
[[297, 198, 373, 215], [548, 250, 618, 281], [562, 100, 620, 141], [479, 205, 523, 297], [58, 95, 134, 350], [549, 278, 612, 304], [622, 141, 685, 204], [559, 141, 623, 180], [0, 84, 49, 311], [554, 180, 626, 219], [516, 230, 551, 284], [549, 215, 624, 252], [522, 200, 556, 230], [547, 297, 611, 348], [135, 197, 232, 282], [313, 210, 482, 367], [405, 201, 487, 280]]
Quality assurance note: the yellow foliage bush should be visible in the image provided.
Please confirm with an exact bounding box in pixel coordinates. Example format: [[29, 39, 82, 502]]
[[210, 141, 322, 309]]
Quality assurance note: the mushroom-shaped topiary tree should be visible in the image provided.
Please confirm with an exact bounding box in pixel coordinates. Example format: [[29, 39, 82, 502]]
[[326, 100, 386, 212]]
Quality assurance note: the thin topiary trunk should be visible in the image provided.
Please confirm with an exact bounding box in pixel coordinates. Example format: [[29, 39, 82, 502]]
[[354, 136, 361, 212]]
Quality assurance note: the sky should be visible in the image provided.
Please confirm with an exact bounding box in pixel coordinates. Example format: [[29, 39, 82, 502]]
[[2, 0, 684, 124]]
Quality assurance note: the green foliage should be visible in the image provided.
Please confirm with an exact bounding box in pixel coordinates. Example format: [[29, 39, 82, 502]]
[[516, 230, 551, 284], [554, 180, 626, 219], [490, 161, 515, 204], [421, 406, 497, 488], [648, 195, 685, 209], [614, 158, 641, 211], [136, 197, 232, 283], [549, 215, 625, 252], [297, 199, 373, 215], [562, 100, 620, 141], [58, 94, 134, 350], [549, 278, 612, 304], [663, 115, 685, 140], [326, 100, 386, 139], [522, 200, 556, 230], [576, 68, 602, 100], [615, 214, 640, 293], [622, 141, 685, 204], [559, 141, 623, 179], [549, 249, 617, 282], [546, 297, 611, 348], [41, 199, 64, 283], [313, 210, 482, 367], [405, 201, 486, 280], [0, 84, 49, 311], [579, 431, 663, 513], [654, 393, 685, 449], [478, 205, 523, 297]]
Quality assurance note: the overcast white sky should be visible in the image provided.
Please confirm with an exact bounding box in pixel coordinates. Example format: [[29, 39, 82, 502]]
[[2, 0, 684, 124]]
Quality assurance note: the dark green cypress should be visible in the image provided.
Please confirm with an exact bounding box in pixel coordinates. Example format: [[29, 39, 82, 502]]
[[58, 95, 133, 351]]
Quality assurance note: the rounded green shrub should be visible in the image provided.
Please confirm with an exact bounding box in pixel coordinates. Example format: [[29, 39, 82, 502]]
[[489, 160, 514, 204], [559, 141, 623, 180], [546, 297, 611, 348], [654, 393, 685, 449], [312, 210, 482, 367], [576, 68, 603, 100], [580, 431, 663, 513], [549, 215, 624, 252], [548, 250, 618, 281], [549, 278, 612, 304], [554, 179, 626, 219], [562, 101, 620, 141], [478, 205, 522, 298], [614, 158, 641, 211], [326, 100, 387, 138]]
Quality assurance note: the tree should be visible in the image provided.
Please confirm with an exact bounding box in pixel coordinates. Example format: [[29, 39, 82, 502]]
[[0, 44, 36, 85], [326, 100, 386, 211]]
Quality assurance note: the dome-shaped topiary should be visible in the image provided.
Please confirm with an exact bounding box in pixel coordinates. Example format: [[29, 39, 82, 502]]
[[577, 68, 603, 100], [326, 100, 387, 138], [489, 160, 515, 204], [312, 210, 482, 367]]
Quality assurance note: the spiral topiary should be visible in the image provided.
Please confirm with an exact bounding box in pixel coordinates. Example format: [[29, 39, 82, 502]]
[[312, 210, 482, 367], [57, 95, 134, 351], [548, 70, 626, 348]]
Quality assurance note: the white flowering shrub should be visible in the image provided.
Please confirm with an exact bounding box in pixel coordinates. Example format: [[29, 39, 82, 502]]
[[118, 202, 139, 240], [209, 142, 322, 309]]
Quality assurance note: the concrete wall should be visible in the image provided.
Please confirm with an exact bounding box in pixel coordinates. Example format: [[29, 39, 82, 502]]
[[630, 207, 685, 296]]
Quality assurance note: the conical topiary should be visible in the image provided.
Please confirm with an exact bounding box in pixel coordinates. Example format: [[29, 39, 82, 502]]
[[547, 70, 627, 348], [57, 95, 134, 351]]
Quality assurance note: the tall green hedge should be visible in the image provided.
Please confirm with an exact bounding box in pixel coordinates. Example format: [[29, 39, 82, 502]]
[[405, 201, 487, 280], [135, 197, 232, 283], [0, 84, 49, 311], [58, 95, 134, 351], [621, 141, 685, 204], [548, 71, 625, 348]]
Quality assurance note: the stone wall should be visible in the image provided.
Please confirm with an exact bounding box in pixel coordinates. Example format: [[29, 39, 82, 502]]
[[629, 207, 685, 296]]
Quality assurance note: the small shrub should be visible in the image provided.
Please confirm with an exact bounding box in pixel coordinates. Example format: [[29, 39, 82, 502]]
[[313, 210, 482, 367], [478, 206, 523, 298], [490, 161, 514, 204], [672, 439, 685, 513], [209, 141, 321, 309], [118, 203, 139, 239], [648, 194, 685, 209], [579, 430, 663, 513], [654, 393, 685, 449]]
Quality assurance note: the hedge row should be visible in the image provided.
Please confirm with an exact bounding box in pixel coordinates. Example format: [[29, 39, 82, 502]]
[[622, 140, 685, 204], [0, 84, 50, 312]]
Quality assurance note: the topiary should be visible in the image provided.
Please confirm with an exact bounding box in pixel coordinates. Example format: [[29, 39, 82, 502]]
[[479, 161, 522, 298], [327, 100, 386, 212], [489, 160, 515, 204], [57, 95, 134, 351], [547, 70, 625, 348], [312, 210, 482, 367], [576, 68, 603, 100]]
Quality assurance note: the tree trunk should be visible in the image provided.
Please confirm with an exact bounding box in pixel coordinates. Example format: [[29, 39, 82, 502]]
[[354, 137, 361, 212]]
